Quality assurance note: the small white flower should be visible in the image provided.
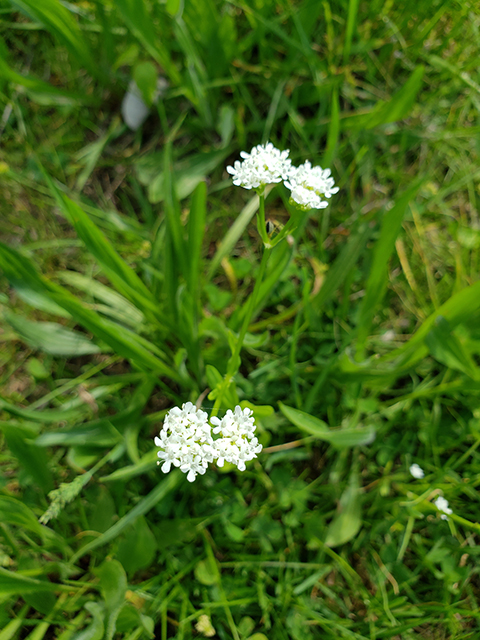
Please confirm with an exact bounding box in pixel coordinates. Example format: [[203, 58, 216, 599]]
[[284, 160, 339, 210], [196, 614, 216, 637], [409, 463, 425, 479], [434, 496, 452, 520], [226, 142, 292, 192]]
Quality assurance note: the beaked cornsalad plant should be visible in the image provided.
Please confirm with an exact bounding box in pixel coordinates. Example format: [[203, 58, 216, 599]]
[[154, 142, 339, 483], [3, 0, 480, 636]]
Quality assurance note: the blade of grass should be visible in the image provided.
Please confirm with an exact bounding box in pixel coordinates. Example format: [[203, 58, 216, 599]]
[[0, 242, 183, 382], [356, 178, 424, 358], [10, 0, 98, 79], [343, 0, 359, 63]]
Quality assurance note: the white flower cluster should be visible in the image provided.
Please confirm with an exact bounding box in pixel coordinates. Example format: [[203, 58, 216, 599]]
[[154, 403, 262, 482], [226, 142, 292, 191], [226, 142, 339, 209], [284, 161, 339, 211], [434, 496, 452, 521]]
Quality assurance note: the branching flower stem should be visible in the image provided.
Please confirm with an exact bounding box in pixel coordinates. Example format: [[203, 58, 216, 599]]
[[212, 204, 272, 417]]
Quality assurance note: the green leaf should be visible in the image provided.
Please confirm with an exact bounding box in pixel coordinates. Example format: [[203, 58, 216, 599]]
[[425, 316, 480, 379], [325, 472, 362, 547], [279, 402, 329, 435], [74, 602, 105, 640], [57, 271, 144, 328], [166, 0, 182, 17], [279, 403, 376, 449], [133, 61, 158, 107], [36, 419, 123, 448], [116, 517, 157, 574], [5, 312, 101, 356], [70, 471, 182, 564], [0, 423, 53, 492], [13, 282, 71, 318], [115, 0, 179, 83], [0, 398, 87, 424], [194, 559, 219, 586], [25, 357, 50, 380], [99, 449, 157, 483], [0, 606, 29, 640]]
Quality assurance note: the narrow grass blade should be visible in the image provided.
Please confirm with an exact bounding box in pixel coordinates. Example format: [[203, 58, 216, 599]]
[[343, 0, 359, 63], [0, 54, 88, 105], [279, 403, 375, 448], [322, 86, 340, 167], [163, 142, 187, 273], [0, 568, 71, 595], [43, 178, 160, 321], [0, 242, 182, 382], [0, 401, 87, 424], [337, 280, 480, 382], [207, 194, 259, 280], [0, 496, 50, 539], [356, 178, 423, 357], [4, 312, 102, 356], [36, 419, 123, 448], [99, 449, 157, 483], [0, 605, 29, 640], [115, 0, 180, 84], [187, 181, 207, 298], [10, 0, 97, 79], [57, 271, 144, 328], [343, 66, 424, 131], [312, 224, 372, 313]]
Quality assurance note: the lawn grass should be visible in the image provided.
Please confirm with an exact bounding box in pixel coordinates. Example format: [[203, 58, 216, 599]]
[[1, 0, 480, 638]]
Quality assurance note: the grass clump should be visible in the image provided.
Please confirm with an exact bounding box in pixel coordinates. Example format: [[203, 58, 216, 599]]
[[1, 0, 480, 638]]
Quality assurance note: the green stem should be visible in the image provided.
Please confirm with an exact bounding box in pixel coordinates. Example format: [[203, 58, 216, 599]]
[[212, 245, 272, 416], [256, 193, 268, 245]]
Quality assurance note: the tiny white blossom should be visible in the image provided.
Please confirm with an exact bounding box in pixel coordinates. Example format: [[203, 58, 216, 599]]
[[409, 463, 425, 479], [226, 142, 292, 192], [196, 614, 216, 637], [434, 496, 452, 520], [284, 161, 339, 210]]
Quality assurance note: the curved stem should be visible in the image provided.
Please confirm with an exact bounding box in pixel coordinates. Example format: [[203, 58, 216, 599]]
[[212, 244, 272, 416]]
